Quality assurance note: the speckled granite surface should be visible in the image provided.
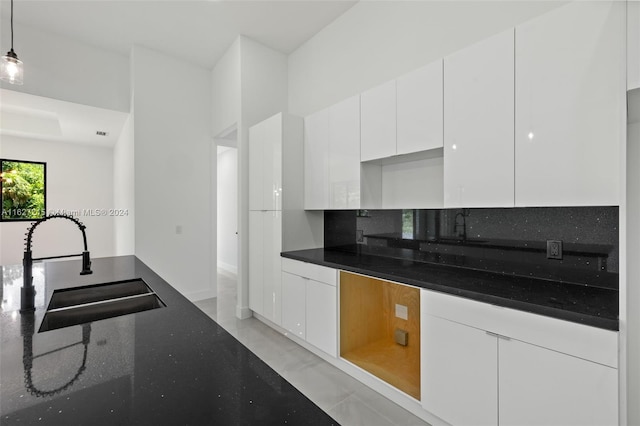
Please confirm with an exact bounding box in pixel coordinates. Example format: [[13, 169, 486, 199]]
[[281, 248, 618, 331], [0, 256, 338, 426]]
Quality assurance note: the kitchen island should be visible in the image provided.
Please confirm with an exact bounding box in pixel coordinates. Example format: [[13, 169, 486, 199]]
[[0, 256, 338, 425]]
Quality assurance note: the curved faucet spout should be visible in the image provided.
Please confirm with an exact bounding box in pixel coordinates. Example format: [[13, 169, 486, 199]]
[[21, 214, 93, 313]]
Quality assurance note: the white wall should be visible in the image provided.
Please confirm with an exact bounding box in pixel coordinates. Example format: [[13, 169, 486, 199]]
[[217, 146, 237, 274], [131, 45, 213, 301], [0, 20, 129, 112], [113, 113, 135, 256], [629, 1, 640, 91], [0, 135, 115, 266], [288, 0, 566, 117], [211, 39, 240, 138], [236, 36, 288, 318]]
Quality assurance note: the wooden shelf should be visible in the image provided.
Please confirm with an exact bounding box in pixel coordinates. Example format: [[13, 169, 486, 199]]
[[342, 338, 420, 400]]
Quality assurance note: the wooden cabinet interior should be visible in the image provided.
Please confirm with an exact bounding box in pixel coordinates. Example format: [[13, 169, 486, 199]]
[[339, 271, 420, 400]]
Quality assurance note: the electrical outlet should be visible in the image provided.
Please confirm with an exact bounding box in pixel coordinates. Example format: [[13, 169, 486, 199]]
[[395, 304, 408, 320], [547, 240, 563, 260]]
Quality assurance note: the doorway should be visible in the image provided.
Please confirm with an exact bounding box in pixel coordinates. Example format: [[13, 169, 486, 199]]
[[215, 124, 238, 276]]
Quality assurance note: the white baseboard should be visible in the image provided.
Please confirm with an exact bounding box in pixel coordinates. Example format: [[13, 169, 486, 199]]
[[217, 261, 237, 275], [185, 288, 216, 302], [236, 305, 252, 319]]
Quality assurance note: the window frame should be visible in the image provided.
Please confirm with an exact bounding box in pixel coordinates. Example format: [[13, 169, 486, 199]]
[[0, 158, 47, 222]]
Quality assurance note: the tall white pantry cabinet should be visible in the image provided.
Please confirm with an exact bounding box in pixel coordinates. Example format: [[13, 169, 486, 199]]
[[248, 113, 321, 326]]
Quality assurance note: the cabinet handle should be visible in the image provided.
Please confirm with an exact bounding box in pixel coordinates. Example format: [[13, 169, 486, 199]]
[[486, 331, 511, 341]]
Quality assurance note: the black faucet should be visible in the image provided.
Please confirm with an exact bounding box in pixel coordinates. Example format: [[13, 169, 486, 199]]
[[21, 214, 92, 313], [454, 211, 467, 241]]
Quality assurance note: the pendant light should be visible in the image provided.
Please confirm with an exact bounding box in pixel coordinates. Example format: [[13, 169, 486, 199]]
[[1, 0, 23, 85]]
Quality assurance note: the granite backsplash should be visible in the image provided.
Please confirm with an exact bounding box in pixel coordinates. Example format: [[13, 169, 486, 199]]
[[324, 207, 619, 284]]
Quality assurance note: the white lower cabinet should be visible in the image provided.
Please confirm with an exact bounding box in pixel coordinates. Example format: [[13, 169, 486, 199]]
[[422, 316, 497, 426], [305, 279, 337, 356], [281, 259, 338, 357], [421, 290, 618, 426], [499, 339, 618, 426], [281, 272, 306, 339], [248, 211, 282, 326]]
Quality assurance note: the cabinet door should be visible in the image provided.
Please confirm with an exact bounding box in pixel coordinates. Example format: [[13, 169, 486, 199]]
[[515, 1, 624, 206], [249, 114, 282, 211], [248, 126, 264, 211], [397, 60, 443, 155], [262, 115, 282, 211], [281, 272, 306, 339], [305, 279, 337, 357], [248, 211, 263, 314], [444, 28, 515, 208], [422, 315, 498, 426], [262, 211, 282, 325], [499, 338, 618, 426], [329, 95, 361, 209], [304, 109, 330, 210], [361, 80, 396, 162]]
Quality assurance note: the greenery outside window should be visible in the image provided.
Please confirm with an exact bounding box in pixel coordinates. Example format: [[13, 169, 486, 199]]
[[1, 159, 46, 221], [402, 209, 414, 239]]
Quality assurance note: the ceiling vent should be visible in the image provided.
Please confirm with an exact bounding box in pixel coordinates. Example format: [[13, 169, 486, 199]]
[[96, 130, 108, 136]]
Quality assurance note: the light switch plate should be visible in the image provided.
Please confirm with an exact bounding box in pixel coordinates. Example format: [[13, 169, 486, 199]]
[[395, 304, 408, 320]]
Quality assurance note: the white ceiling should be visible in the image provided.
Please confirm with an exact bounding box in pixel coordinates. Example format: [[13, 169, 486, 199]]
[[0, 89, 129, 147], [0, 1, 357, 69]]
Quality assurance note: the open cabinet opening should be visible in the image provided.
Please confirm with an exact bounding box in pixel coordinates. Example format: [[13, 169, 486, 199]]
[[340, 271, 421, 400]]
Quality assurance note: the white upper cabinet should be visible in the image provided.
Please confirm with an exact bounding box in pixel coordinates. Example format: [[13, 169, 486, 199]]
[[329, 95, 361, 209], [249, 114, 282, 211], [397, 60, 444, 155], [305, 96, 361, 210], [361, 80, 396, 162], [515, 1, 624, 207], [303, 109, 330, 210], [361, 61, 444, 162], [444, 29, 515, 208]]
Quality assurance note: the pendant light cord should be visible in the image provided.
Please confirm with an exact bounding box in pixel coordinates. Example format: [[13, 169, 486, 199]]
[[10, 0, 14, 51]]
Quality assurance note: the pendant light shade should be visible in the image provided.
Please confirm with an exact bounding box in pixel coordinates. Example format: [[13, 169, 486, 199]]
[[1, 50, 23, 85], [1, 0, 23, 85]]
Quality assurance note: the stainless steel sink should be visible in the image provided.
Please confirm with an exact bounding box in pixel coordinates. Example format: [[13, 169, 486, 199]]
[[39, 279, 166, 332]]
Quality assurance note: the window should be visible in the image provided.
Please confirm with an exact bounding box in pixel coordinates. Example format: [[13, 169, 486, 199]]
[[402, 209, 414, 239], [1, 159, 46, 221]]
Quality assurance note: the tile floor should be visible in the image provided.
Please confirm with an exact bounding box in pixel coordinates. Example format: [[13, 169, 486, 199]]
[[194, 269, 430, 426]]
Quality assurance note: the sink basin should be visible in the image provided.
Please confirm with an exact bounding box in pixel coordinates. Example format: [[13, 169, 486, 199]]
[[39, 279, 166, 332]]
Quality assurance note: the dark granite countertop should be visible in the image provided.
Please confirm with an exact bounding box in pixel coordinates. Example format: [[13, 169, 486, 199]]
[[281, 248, 619, 331], [1, 256, 338, 426]]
